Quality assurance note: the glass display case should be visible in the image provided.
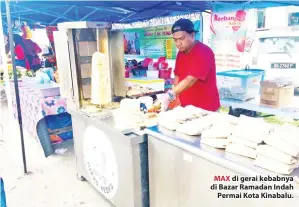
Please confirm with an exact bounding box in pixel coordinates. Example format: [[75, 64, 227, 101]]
[[55, 22, 126, 113]]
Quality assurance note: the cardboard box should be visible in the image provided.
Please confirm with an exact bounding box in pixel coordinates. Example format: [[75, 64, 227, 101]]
[[80, 63, 91, 78], [82, 84, 91, 99], [260, 81, 294, 108], [78, 41, 97, 57]]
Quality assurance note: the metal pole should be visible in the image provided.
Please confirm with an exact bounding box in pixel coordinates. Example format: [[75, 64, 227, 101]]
[[5, 0, 28, 174], [200, 12, 204, 43]]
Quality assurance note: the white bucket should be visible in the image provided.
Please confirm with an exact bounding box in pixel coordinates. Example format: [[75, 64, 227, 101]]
[[146, 70, 159, 79]]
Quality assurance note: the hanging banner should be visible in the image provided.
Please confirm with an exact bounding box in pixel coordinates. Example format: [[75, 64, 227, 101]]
[[123, 21, 200, 59], [209, 3, 249, 71]]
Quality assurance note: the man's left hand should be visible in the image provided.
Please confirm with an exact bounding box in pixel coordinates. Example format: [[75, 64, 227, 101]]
[[166, 89, 176, 102], [159, 90, 176, 112]]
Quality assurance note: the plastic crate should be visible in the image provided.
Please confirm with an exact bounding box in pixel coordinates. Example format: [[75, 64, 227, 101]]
[[216, 69, 265, 101]]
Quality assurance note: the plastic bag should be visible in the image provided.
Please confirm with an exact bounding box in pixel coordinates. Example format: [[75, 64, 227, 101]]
[[43, 68, 54, 81], [42, 72, 51, 84], [35, 71, 44, 84]]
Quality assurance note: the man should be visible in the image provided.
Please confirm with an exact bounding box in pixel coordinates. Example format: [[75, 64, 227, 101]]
[[124, 35, 128, 54], [162, 19, 220, 112], [134, 33, 141, 55]]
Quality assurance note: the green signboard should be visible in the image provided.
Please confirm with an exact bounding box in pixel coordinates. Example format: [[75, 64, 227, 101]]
[[123, 21, 200, 59]]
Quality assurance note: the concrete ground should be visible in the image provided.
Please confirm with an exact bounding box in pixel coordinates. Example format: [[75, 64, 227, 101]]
[[0, 100, 113, 207]]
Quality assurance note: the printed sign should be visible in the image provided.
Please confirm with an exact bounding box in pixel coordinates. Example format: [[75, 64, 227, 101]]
[[123, 21, 200, 59], [209, 3, 249, 71], [123, 25, 176, 59], [83, 125, 118, 199]]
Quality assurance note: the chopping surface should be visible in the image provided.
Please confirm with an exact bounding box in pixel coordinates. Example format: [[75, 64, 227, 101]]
[[146, 125, 299, 183]]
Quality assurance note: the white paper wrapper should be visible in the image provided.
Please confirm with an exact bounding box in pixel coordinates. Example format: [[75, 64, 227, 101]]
[[225, 143, 257, 159], [264, 135, 299, 157], [257, 145, 297, 165], [201, 138, 229, 149], [254, 155, 297, 175], [227, 135, 259, 149], [201, 122, 235, 139]]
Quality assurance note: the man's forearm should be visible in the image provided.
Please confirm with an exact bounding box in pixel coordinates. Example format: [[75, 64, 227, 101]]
[[173, 76, 197, 95], [174, 76, 179, 87]]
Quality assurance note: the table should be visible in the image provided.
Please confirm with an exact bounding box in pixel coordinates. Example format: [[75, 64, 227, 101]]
[[10, 81, 67, 137], [221, 96, 299, 119], [10, 81, 73, 157], [146, 126, 299, 207]]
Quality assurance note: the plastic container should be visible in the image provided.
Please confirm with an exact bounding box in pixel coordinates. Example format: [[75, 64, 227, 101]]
[[147, 70, 159, 78], [132, 69, 147, 77], [138, 96, 153, 110], [159, 68, 172, 79], [216, 69, 265, 101], [142, 58, 153, 67], [125, 70, 130, 78]]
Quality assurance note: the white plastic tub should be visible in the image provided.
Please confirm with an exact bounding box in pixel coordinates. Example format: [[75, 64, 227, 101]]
[[146, 70, 159, 79]]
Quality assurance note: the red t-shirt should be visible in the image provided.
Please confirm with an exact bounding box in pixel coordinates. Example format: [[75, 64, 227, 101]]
[[174, 41, 220, 112], [15, 45, 30, 70]]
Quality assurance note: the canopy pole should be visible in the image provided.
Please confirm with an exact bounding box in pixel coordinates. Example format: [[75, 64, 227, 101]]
[[200, 12, 204, 42], [5, 0, 28, 174]]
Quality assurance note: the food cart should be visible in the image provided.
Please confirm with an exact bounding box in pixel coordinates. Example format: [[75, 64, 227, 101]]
[[54, 21, 150, 207]]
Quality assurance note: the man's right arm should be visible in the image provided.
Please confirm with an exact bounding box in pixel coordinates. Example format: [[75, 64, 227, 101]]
[[174, 76, 179, 87]]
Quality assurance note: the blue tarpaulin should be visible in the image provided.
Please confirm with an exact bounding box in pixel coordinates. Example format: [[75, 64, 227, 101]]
[[1, 1, 211, 27], [1, 1, 299, 27]]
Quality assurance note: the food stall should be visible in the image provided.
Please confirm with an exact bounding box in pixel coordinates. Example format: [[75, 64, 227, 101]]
[[54, 21, 164, 207], [141, 3, 299, 206], [145, 106, 299, 207]]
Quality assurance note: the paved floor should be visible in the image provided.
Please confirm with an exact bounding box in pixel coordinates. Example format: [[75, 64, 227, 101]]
[[0, 100, 113, 207]]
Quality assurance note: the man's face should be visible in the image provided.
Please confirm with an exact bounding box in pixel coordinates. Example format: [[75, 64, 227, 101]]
[[172, 31, 195, 52]]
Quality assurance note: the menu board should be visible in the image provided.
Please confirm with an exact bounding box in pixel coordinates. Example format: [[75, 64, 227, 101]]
[[123, 21, 200, 59]]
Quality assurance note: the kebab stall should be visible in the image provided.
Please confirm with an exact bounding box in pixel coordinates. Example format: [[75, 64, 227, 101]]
[[145, 106, 299, 207], [53, 21, 166, 207]]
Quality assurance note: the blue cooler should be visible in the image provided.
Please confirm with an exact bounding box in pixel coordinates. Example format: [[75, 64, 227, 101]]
[[217, 69, 265, 101]]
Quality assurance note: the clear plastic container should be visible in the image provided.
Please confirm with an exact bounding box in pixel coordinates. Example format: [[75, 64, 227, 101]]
[[217, 69, 265, 101]]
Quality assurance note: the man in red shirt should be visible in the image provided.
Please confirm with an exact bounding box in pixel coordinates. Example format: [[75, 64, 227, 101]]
[[162, 19, 220, 112]]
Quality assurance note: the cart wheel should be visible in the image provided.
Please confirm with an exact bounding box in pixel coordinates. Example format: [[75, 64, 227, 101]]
[[76, 173, 86, 182]]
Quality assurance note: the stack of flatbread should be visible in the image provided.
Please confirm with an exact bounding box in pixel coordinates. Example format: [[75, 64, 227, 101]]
[[254, 124, 299, 175], [225, 115, 271, 159]]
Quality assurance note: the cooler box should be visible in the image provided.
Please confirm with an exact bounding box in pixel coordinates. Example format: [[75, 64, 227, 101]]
[[125, 78, 165, 92], [217, 69, 265, 101]]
